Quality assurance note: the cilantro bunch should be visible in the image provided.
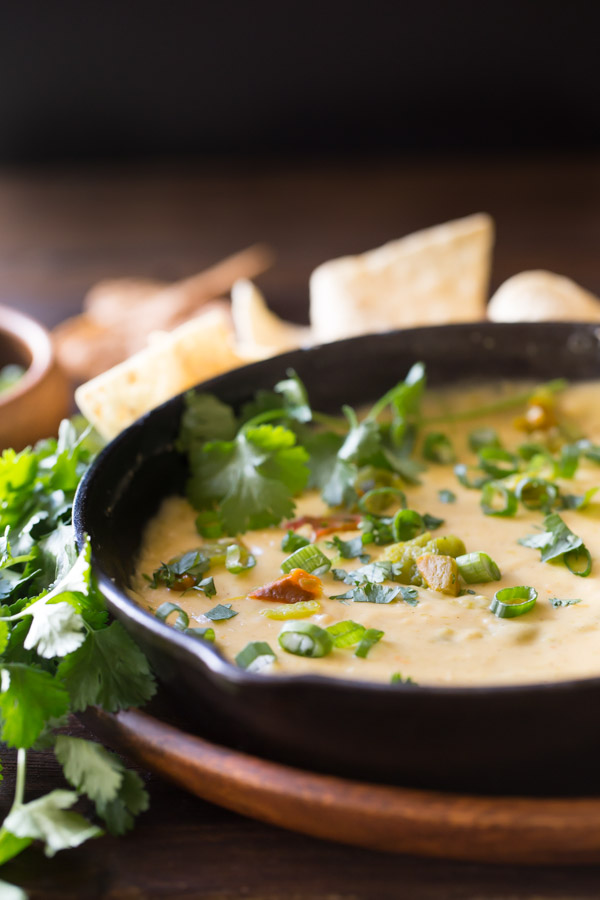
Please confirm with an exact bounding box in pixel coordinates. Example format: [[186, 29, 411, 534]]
[[0, 421, 155, 894], [180, 364, 429, 536]]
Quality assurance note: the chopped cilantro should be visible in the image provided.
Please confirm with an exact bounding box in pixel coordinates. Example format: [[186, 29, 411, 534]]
[[187, 423, 309, 534], [204, 602, 238, 621], [331, 582, 418, 605], [438, 489, 456, 504], [549, 597, 582, 608], [519, 513, 585, 563], [326, 534, 370, 563]]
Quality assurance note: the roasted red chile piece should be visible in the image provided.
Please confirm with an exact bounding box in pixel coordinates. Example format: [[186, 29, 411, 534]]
[[249, 568, 323, 603]]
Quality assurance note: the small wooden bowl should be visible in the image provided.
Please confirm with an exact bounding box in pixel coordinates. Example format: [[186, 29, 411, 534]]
[[0, 304, 71, 450]]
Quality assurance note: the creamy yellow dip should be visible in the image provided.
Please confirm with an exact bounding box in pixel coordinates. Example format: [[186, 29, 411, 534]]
[[130, 382, 600, 687]]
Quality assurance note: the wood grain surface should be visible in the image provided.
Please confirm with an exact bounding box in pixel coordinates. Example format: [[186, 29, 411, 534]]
[[1, 156, 600, 898], [81, 705, 600, 867]]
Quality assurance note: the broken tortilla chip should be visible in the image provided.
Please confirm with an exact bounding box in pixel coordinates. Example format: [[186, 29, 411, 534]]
[[487, 271, 600, 322], [231, 278, 312, 360], [309, 213, 494, 343], [75, 308, 243, 440]]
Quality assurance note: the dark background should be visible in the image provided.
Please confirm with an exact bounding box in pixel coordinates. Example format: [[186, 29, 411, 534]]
[[1, 0, 599, 163]]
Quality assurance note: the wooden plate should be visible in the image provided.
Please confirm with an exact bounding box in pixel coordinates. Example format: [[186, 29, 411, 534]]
[[83, 705, 600, 866]]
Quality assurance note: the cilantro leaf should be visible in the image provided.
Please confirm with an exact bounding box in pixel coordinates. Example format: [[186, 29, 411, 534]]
[[204, 602, 237, 621], [326, 534, 370, 563], [57, 621, 156, 713], [274, 370, 312, 423], [95, 768, 149, 836], [3, 789, 102, 857], [55, 735, 149, 835], [438, 489, 456, 504], [0, 665, 70, 748], [331, 583, 406, 604], [188, 423, 309, 534], [22, 598, 86, 659], [519, 513, 584, 563], [55, 736, 123, 805], [422, 513, 445, 531], [301, 429, 344, 492]]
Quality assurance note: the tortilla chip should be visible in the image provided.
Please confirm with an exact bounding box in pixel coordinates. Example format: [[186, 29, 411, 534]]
[[309, 213, 494, 342], [487, 271, 600, 322], [75, 308, 243, 440], [231, 278, 312, 360]]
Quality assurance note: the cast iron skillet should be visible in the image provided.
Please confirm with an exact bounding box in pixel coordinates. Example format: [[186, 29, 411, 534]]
[[74, 322, 600, 795]]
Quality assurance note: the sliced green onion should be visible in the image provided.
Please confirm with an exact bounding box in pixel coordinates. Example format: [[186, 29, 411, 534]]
[[186, 626, 215, 642], [281, 530, 310, 553], [515, 477, 559, 512], [490, 585, 537, 618], [564, 545, 592, 577], [355, 628, 384, 658], [392, 509, 424, 541], [468, 427, 501, 452], [260, 599, 321, 620], [358, 487, 407, 515], [235, 641, 277, 672], [561, 486, 599, 510], [390, 672, 416, 684], [558, 443, 580, 479], [517, 441, 547, 461], [423, 432, 456, 464], [326, 620, 366, 648], [478, 447, 519, 478], [480, 482, 518, 517], [225, 544, 256, 574], [155, 601, 189, 631], [205, 602, 238, 621], [454, 463, 491, 489], [526, 453, 558, 481], [456, 552, 501, 583], [280, 544, 331, 575], [278, 621, 333, 658]]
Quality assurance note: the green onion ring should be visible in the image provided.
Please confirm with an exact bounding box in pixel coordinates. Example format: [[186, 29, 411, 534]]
[[155, 601, 189, 631], [456, 551, 501, 583], [355, 628, 384, 659], [278, 620, 333, 658], [358, 487, 407, 515], [478, 447, 519, 478], [490, 585, 537, 618], [422, 432, 456, 464], [564, 545, 592, 577], [392, 509, 424, 541], [480, 482, 518, 517], [454, 463, 491, 489], [280, 544, 331, 575], [235, 641, 277, 671], [515, 477, 559, 511]]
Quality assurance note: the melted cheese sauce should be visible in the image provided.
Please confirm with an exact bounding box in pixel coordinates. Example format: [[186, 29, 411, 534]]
[[130, 382, 600, 686]]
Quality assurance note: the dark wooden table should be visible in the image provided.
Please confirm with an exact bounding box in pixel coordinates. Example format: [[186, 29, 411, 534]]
[[1, 155, 600, 898]]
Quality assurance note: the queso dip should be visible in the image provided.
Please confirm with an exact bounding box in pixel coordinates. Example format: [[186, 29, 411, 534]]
[[129, 379, 600, 687]]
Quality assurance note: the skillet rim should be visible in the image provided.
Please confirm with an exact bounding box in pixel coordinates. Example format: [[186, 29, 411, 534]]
[[74, 320, 600, 699]]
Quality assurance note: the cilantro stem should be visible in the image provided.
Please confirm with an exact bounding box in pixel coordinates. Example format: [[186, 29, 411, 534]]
[[241, 409, 292, 430], [311, 411, 347, 431], [422, 379, 567, 426], [14, 749, 26, 809]]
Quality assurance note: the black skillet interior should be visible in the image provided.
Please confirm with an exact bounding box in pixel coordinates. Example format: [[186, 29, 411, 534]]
[[75, 322, 600, 795]]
